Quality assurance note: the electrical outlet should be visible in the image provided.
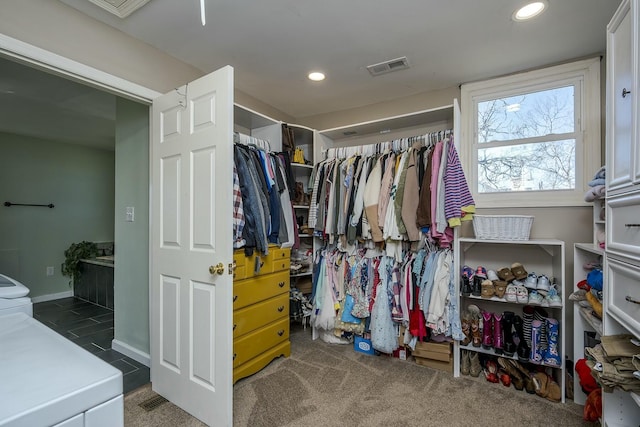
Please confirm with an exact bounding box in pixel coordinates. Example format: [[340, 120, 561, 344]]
[[46, 266, 54, 276]]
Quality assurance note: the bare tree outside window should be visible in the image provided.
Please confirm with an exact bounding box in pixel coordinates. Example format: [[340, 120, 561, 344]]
[[476, 86, 576, 193]]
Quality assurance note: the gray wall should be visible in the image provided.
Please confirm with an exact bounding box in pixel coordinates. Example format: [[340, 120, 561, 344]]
[[0, 132, 114, 297], [114, 98, 150, 354]]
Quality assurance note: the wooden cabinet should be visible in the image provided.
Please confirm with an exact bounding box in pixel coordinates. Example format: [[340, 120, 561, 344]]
[[232, 246, 291, 383]]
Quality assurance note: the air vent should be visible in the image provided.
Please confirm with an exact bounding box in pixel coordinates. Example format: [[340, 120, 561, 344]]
[[85, 0, 151, 18], [343, 131, 358, 136], [367, 57, 410, 76], [139, 394, 168, 412]]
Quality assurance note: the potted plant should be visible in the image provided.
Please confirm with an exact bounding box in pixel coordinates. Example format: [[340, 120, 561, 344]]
[[61, 241, 98, 286]]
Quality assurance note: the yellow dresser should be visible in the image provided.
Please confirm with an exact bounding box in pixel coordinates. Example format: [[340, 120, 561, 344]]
[[233, 245, 291, 383]]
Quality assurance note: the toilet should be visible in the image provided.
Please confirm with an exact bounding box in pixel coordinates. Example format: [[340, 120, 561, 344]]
[[0, 273, 33, 317]]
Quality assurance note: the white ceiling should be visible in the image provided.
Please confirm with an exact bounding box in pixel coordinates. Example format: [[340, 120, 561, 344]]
[[0, 0, 621, 148], [58, 0, 620, 119]]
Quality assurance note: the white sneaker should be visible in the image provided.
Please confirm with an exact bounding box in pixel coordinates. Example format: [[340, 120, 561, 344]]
[[545, 288, 563, 307], [516, 284, 529, 304], [537, 275, 551, 292], [528, 290, 543, 306], [505, 283, 518, 302], [524, 273, 538, 290]]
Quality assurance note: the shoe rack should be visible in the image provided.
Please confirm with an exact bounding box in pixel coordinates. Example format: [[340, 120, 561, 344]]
[[287, 124, 315, 295], [454, 237, 566, 403]]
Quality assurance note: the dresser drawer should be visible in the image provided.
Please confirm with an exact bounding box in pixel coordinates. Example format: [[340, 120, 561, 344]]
[[233, 317, 289, 368], [233, 292, 289, 338], [606, 255, 640, 338], [233, 270, 289, 310], [607, 192, 640, 257], [233, 247, 290, 280]]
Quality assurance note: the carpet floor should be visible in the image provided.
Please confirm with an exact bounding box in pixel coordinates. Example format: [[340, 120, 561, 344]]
[[125, 324, 590, 426]]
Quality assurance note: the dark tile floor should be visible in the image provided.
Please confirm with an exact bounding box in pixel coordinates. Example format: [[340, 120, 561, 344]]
[[33, 297, 150, 394]]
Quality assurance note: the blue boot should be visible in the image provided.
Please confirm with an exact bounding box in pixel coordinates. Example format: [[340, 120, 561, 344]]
[[543, 317, 561, 367]]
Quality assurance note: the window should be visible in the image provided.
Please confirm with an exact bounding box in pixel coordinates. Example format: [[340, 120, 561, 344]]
[[461, 58, 601, 208]]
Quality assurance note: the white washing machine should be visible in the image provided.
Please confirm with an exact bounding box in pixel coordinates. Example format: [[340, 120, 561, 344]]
[[0, 273, 33, 317]]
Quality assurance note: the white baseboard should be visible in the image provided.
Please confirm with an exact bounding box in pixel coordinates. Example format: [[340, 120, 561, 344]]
[[31, 290, 73, 303], [112, 339, 150, 367]]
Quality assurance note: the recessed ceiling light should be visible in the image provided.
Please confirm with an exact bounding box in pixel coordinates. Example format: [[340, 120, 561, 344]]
[[513, 1, 548, 21], [308, 72, 325, 81]]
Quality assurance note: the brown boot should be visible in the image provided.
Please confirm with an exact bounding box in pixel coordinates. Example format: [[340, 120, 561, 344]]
[[460, 350, 471, 376], [498, 357, 523, 390], [469, 352, 482, 377], [471, 317, 482, 347], [461, 312, 472, 346]]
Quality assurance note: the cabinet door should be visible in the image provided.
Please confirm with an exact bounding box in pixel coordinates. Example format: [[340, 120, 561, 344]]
[[607, 0, 634, 192]]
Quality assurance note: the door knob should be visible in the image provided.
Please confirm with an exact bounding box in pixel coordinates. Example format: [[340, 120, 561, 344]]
[[209, 263, 224, 275]]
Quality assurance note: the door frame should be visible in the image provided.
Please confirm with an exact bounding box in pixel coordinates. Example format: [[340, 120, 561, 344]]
[[0, 33, 159, 364]]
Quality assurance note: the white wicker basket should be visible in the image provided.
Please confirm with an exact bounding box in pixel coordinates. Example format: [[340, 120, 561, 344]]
[[472, 215, 534, 241]]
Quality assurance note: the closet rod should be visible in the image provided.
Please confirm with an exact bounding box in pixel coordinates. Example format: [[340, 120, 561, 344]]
[[234, 131, 272, 152], [4, 201, 55, 208], [325, 128, 452, 160]]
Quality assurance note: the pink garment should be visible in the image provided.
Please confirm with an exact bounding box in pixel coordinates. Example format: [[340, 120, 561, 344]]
[[429, 142, 453, 246]]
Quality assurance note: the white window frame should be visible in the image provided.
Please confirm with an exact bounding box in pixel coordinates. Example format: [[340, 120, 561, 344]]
[[461, 57, 601, 208]]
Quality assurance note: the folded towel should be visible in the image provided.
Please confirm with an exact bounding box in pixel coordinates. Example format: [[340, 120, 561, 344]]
[[585, 184, 606, 202], [592, 165, 606, 180]]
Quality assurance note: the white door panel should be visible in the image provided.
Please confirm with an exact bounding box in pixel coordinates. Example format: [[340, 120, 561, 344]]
[[151, 66, 234, 426]]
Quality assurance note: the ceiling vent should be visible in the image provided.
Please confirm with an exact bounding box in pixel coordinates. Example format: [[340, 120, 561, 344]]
[[366, 57, 410, 77], [84, 0, 152, 18]]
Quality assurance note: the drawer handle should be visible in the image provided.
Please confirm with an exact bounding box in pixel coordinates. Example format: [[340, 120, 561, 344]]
[[233, 323, 237, 330], [624, 223, 640, 227], [233, 353, 237, 360], [277, 329, 285, 336], [277, 305, 285, 312], [625, 295, 640, 305], [622, 87, 631, 98], [233, 295, 238, 302], [278, 281, 285, 288]]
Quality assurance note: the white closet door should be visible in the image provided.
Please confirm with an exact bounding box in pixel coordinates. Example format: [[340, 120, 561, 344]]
[[150, 65, 234, 426]]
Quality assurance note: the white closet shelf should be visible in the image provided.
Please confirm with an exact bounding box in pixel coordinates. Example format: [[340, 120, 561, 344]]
[[463, 294, 563, 308], [575, 242, 604, 256], [291, 163, 313, 169], [459, 343, 564, 369], [577, 304, 603, 336]]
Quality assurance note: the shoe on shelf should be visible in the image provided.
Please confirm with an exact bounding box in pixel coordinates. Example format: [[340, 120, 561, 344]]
[[481, 311, 494, 349], [472, 275, 483, 297], [460, 350, 471, 375], [497, 267, 515, 282], [461, 311, 472, 346], [505, 283, 518, 302], [461, 275, 473, 297], [528, 290, 543, 306], [524, 273, 538, 290], [515, 283, 529, 304], [545, 287, 563, 307], [493, 281, 508, 299], [481, 279, 495, 299], [498, 357, 523, 390], [537, 274, 551, 292], [511, 262, 528, 280], [461, 265, 474, 279], [499, 369, 512, 387], [469, 351, 482, 377], [470, 316, 482, 348], [475, 266, 488, 279]]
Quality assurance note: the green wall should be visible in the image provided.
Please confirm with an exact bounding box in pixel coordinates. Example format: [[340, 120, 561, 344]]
[[113, 98, 150, 356], [0, 132, 114, 297]]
